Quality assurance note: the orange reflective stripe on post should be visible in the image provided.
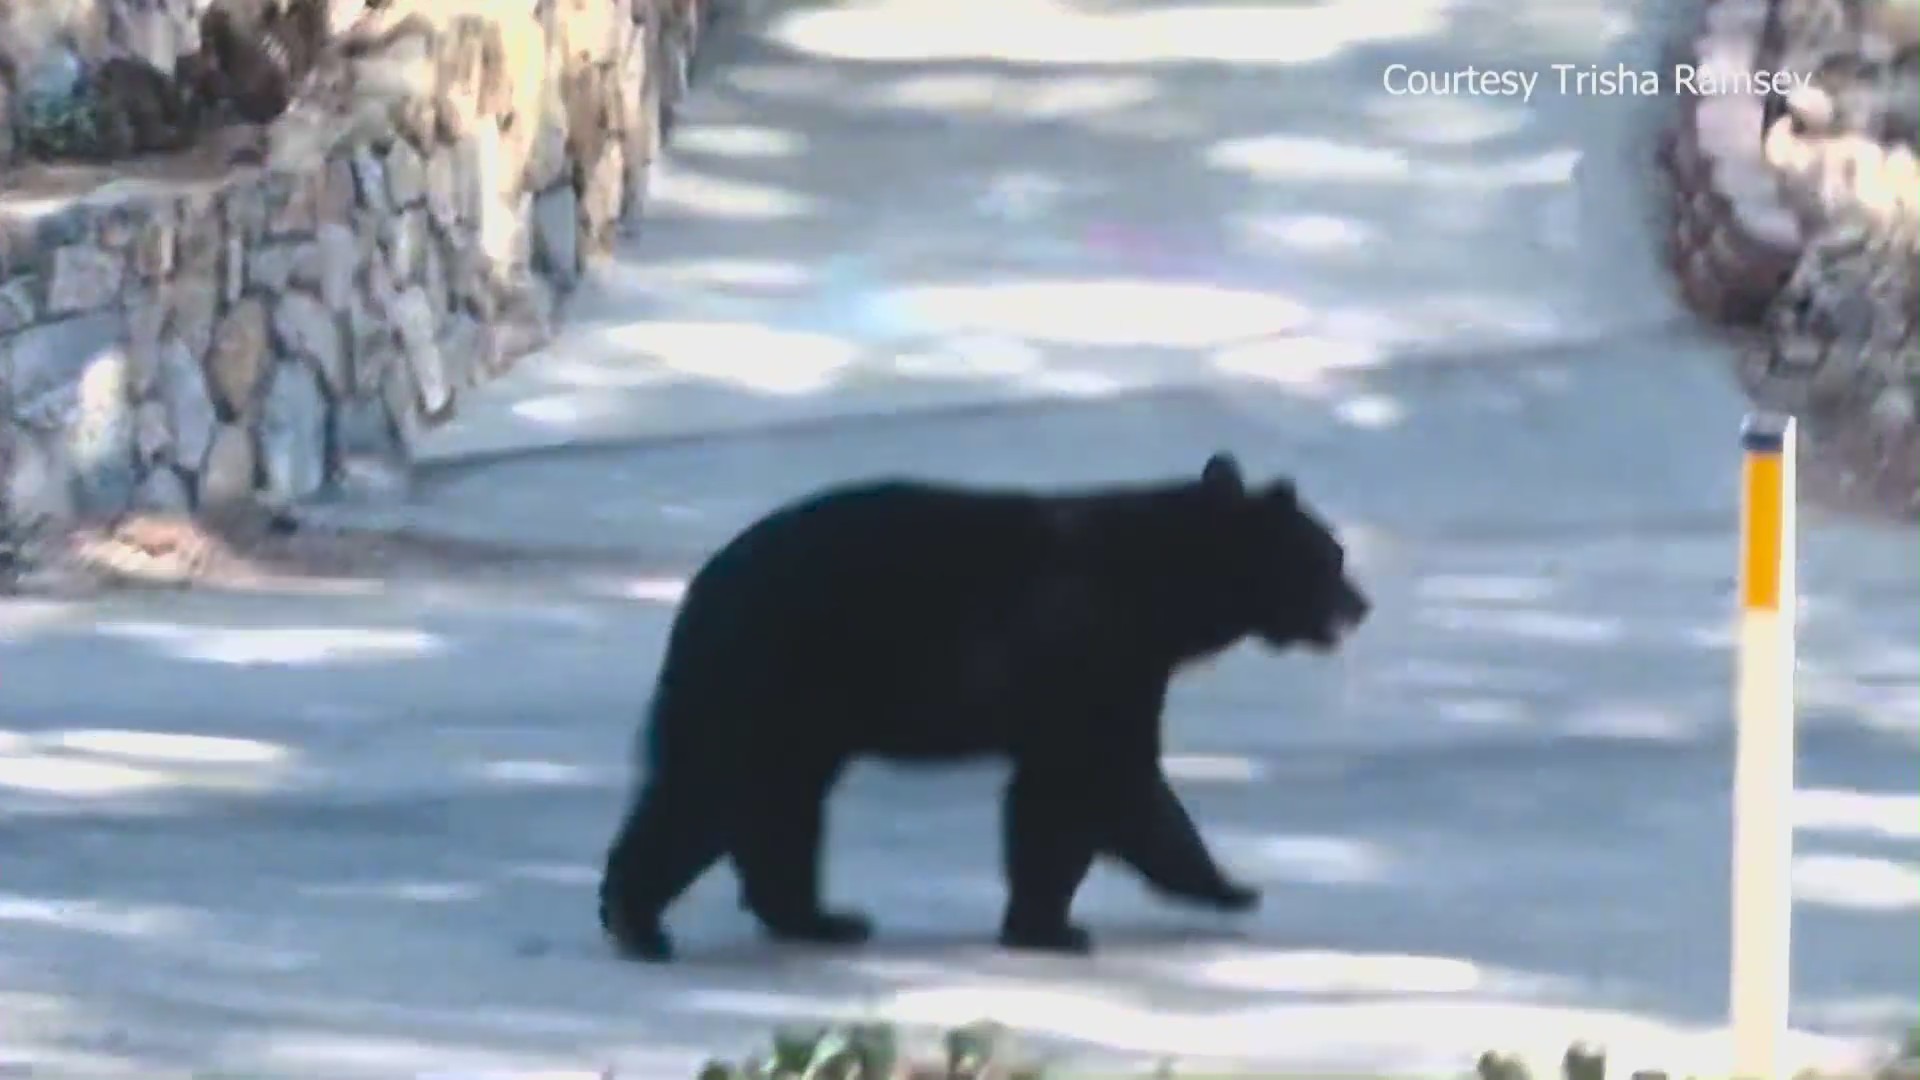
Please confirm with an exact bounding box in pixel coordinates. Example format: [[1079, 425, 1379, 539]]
[[1740, 447, 1784, 612]]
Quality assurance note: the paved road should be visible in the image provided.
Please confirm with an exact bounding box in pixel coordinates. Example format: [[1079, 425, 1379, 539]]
[[2, 0, 1916, 1077]]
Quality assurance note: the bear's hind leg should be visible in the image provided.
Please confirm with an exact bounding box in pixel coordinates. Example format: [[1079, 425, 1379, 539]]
[[599, 770, 726, 962], [733, 755, 874, 948], [1107, 771, 1259, 914], [999, 764, 1098, 954]]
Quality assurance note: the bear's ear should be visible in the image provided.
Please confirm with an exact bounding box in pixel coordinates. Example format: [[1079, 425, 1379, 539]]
[[1201, 453, 1245, 498], [1263, 476, 1298, 506]]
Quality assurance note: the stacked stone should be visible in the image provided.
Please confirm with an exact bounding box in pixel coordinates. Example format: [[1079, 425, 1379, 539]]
[[1663, 0, 1919, 510], [1, 0, 716, 539], [1659, 0, 1805, 325], [1758, 0, 1919, 461], [1763, 115, 1919, 428]]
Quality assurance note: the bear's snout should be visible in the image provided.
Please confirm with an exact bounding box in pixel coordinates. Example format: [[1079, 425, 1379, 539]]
[[1335, 580, 1371, 629], [1316, 579, 1371, 649]]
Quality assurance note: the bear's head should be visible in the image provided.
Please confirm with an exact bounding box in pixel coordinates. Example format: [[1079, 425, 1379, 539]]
[[1196, 452, 1371, 653]]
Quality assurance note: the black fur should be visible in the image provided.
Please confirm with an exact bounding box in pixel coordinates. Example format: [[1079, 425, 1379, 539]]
[[598, 453, 1370, 961]]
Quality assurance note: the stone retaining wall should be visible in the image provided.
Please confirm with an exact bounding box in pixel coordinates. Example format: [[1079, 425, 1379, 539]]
[[1662, 0, 1918, 512], [1, 0, 714, 538]]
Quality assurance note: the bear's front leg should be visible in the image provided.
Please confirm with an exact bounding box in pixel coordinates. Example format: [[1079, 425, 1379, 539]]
[[733, 755, 876, 948], [1107, 768, 1261, 914], [998, 763, 1098, 954]]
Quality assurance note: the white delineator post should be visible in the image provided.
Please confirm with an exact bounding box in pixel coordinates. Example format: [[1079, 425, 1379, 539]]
[[1729, 411, 1799, 1080]]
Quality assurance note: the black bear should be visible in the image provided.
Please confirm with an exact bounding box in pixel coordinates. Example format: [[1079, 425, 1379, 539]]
[[598, 452, 1370, 961]]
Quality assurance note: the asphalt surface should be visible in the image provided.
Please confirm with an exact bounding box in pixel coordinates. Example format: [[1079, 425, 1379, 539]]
[[2, 0, 1916, 1077]]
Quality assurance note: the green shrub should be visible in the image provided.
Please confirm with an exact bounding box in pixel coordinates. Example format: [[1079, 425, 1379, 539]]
[[697, 1020, 1047, 1080], [694, 1021, 1919, 1079], [16, 77, 104, 160]]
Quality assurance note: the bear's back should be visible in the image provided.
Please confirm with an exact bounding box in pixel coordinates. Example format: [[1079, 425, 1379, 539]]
[[666, 481, 1053, 677]]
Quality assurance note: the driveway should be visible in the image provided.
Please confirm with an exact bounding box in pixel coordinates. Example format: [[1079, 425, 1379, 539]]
[[1, 0, 1914, 1076]]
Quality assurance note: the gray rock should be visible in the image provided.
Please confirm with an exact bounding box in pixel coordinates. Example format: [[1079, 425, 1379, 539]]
[[224, 233, 246, 304], [423, 232, 450, 326], [452, 131, 491, 229], [224, 183, 270, 238], [136, 400, 173, 465], [28, 203, 90, 253], [98, 212, 138, 253], [352, 148, 389, 212], [1823, 288, 1879, 344], [347, 293, 393, 394], [134, 215, 178, 281], [206, 298, 272, 418], [274, 292, 347, 396], [322, 157, 359, 221], [318, 223, 358, 310], [289, 241, 326, 291], [438, 312, 494, 389], [526, 114, 572, 194], [47, 245, 127, 315], [260, 362, 329, 505], [380, 356, 426, 448], [126, 285, 169, 396], [169, 275, 220, 363], [391, 286, 452, 416], [335, 396, 400, 459], [663, 28, 692, 107], [619, 20, 659, 224], [4, 313, 137, 515], [581, 142, 627, 249], [66, 352, 138, 517], [443, 232, 494, 317], [532, 185, 581, 290], [1870, 385, 1916, 435], [505, 191, 537, 274], [199, 424, 256, 507], [133, 467, 192, 513], [332, 396, 411, 502], [4, 426, 77, 530], [496, 276, 557, 371], [267, 172, 320, 237], [158, 335, 219, 468], [350, 212, 380, 275], [507, 274, 557, 336], [249, 243, 304, 294], [6, 311, 123, 420], [473, 146, 532, 273], [175, 196, 225, 278], [387, 139, 428, 207], [0, 276, 37, 334], [426, 146, 462, 231], [384, 209, 426, 283]]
